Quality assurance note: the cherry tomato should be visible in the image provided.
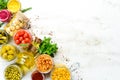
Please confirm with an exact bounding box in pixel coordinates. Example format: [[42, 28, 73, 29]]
[[18, 30, 25, 36], [15, 40, 20, 44], [14, 36, 19, 40], [21, 40, 26, 44], [15, 33, 20, 37], [19, 37, 23, 41], [14, 30, 32, 45], [23, 33, 29, 38], [25, 38, 30, 43]]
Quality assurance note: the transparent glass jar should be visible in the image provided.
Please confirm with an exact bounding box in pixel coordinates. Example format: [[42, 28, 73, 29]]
[[4, 11, 29, 36], [4, 63, 23, 80], [51, 64, 71, 80], [0, 30, 9, 45], [35, 54, 54, 74], [0, 44, 19, 61], [16, 51, 35, 75]]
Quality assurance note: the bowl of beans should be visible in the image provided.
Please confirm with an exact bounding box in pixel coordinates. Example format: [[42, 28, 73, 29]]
[[51, 64, 71, 80], [35, 54, 54, 73]]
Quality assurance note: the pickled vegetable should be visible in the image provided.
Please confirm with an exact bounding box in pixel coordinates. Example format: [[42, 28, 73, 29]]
[[0, 30, 9, 44], [0, 44, 18, 61], [0, 9, 11, 22], [4, 11, 29, 36], [16, 51, 35, 72], [4, 64, 23, 80]]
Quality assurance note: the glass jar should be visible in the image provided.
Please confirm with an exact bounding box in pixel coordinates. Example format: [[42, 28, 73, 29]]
[[16, 51, 35, 74], [7, 0, 21, 13], [0, 44, 19, 61], [0, 30, 9, 45], [4, 11, 29, 36], [4, 63, 23, 80], [51, 64, 71, 80], [35, 54, 54, 73]]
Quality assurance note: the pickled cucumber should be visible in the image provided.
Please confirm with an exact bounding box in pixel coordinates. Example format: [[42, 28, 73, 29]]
[[16, 52, 35, 70], [0, 30, 9, 44]]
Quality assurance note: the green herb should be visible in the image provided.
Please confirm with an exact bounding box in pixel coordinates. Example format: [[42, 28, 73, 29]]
[[21, 7, 32, 13], [38, 37, 58, 57], [0, 22, 4, 27], [19, 44, 29, 47], [0, 0, 8, 10]]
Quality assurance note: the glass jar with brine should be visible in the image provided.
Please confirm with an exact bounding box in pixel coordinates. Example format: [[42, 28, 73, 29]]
[[0, 44, 19, 61], [4, 63, 23, 80], [16, 51, 35, 75]]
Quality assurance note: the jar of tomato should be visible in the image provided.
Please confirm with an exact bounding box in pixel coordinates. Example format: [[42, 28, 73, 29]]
[[14, 29, 32, 45]]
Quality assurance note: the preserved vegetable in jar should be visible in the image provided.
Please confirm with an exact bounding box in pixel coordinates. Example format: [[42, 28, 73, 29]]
[[0, 44, 19, 61], [4, 63, 23, 80], [0, 30, 9, 45], [16, 51, 35, 74], [4, 11, 29, 36], [51, 64, 71, 80]]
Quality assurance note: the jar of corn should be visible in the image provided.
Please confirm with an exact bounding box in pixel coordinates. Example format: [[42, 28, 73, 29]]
[[51, 64, 71, 80]]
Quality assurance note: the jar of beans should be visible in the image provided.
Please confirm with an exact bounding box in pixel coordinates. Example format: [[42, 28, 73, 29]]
[[35, 54, 54, 73]]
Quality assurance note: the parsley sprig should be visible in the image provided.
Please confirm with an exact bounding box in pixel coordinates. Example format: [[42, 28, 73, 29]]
[[38, 37, 58, 57], [0, 0, 8, 10]]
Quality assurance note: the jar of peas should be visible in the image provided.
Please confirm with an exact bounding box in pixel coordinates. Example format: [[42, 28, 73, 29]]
[[4, 63, 23, 80]]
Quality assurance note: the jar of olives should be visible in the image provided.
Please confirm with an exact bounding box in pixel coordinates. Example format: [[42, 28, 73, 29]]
[[16, 51, 35, 74], [4, 63, 23, 80], [0, 44, 19, 61]]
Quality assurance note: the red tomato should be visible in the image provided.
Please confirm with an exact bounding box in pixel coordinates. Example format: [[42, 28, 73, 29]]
[[21, 40, 26, 44], [18, 30, 25, 36], [23, 33, 29, 38], [14, 36, 19, 40], [25, 38, 30, 43], [15, 33, 20, 37], [15, 40, 20, 44], [19, 37, 24, 41], [14, 33, 19, 40]]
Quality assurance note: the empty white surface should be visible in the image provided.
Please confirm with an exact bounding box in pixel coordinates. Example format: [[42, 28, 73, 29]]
[[1, 0, 120, 80]]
